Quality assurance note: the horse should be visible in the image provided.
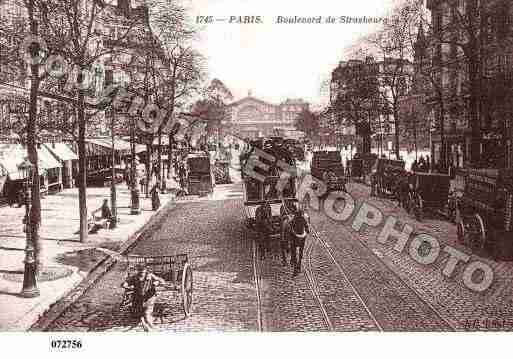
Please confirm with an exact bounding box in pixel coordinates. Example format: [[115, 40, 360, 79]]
[[281, 207, 310, 276]]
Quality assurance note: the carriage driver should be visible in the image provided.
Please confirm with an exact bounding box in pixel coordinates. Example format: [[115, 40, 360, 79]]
[[122, 264, 166, 330]]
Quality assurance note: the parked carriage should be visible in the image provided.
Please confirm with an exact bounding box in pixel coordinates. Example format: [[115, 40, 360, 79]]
[[349, 153, 378, 182], [120, 254, 194, 317], [456, 169, 513, 259], [185, 153, 214, 196], [372, 158, 406, 197], [213, 160, 231, 184], [406, 172, 457, 222]]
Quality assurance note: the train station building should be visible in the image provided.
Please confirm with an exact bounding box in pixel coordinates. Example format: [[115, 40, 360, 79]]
[[226, 92, 309, 139]]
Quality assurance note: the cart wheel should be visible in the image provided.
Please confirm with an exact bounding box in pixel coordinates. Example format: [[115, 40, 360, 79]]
[[472, 213, 486, 250], [181, 263, 193, 317]]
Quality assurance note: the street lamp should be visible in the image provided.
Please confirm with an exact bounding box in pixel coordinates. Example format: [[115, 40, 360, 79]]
[[110, 109, 118, 229], [130, 115, 141, 215], [18, 158, 39, 298]]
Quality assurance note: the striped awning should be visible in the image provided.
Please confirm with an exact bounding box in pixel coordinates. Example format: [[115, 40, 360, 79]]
[[84, 137, 131, 155]]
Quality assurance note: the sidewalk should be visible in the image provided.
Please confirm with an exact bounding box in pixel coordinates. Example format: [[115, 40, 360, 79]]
[[0, 184, 174, 331]]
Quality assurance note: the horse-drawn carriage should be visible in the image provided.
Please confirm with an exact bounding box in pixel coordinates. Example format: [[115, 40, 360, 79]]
[[406, 172, 457, 222], [310, 151, 346, 194], [185, 152, 214, 196], [371, 158, 406, 197], [241, 137, 309, 275], [348, 153, 378, 182], [456, 169, 513, 259], [241, 138, 298, 234]]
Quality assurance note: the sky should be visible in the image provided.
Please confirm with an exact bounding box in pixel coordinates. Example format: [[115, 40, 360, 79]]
[[184, 0, 401, 108]]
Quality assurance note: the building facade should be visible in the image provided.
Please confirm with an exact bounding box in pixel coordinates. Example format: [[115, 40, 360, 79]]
[[423, 0, 513, 168], [227, 93, 309, 139]]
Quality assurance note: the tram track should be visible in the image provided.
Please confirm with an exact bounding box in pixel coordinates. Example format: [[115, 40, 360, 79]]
[[252, 237, 264, 332], [309, 217, 456, 331], [303, 238, 334, 331], [307, 227, 383, 331]]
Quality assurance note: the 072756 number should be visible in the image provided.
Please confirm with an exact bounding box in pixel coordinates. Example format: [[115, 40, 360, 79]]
[[50, 340, 82, 349]]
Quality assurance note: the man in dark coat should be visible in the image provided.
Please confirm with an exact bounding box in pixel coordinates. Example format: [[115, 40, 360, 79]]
[[150, 182, 161, 211], [255, 199, 274, 260], [122, 264, 165, 330]]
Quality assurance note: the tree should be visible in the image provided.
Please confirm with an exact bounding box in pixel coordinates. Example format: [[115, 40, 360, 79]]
[[400, 94, 430, 161], [35, 0, 148, 242], [294, 109, 319, 140], [331, 57, 383, 154], [365, 2, 417, 159], [191, 79, 232, 143]]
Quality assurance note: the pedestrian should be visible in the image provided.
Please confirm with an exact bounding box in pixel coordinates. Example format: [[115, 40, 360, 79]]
[[121, 264, 165, 330], [150, 181, 161, 211], [89, 199, 114, 233], [140, 176, 146, 194]]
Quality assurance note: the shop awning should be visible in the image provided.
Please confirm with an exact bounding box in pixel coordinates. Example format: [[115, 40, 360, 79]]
[[44, 143, 78, 161], [85, 138, 131, 152], [0, 144, 61, 181], [38, 145, 62, 170]]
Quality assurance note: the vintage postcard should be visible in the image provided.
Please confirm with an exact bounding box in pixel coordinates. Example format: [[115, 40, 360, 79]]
[[0, 0, 512, 356]]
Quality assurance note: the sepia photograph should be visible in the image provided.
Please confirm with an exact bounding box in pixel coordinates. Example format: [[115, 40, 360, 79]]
[[0, 0, 512, 356]]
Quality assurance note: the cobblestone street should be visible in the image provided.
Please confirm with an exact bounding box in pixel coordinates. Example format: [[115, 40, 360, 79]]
[[314, 182, 513, 331], [34, 178, 513, 332]]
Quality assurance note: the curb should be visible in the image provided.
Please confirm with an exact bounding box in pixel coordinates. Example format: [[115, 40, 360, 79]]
[[29, 198, 176, 331]]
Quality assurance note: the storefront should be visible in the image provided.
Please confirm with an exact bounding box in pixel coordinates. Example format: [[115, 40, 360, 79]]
[[44, 143, 78, 189], [0, 143, 62, 203]]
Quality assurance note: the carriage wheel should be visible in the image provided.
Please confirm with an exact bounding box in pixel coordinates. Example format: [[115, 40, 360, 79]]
[[459, 214, 486, 250], [181, 263, 193, 317], [472, 213, 486, 250]]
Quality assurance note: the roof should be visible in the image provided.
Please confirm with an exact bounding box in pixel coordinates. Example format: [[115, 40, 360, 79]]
[[0, 144, 62, 181], [44, 143, 78, 161], [228, 96, 275, 108]]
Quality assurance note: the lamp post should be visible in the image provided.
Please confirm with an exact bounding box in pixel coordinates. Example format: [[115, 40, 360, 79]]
[[130, 114, 141, 215], [110, 109, 118, 228], [18, 158, 39, 298]]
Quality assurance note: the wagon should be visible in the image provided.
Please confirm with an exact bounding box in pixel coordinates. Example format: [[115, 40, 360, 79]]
[[406, 172, 456, 222], [349, 153, 378, 182], [310, 151, 346, 194], [120, 254, 193, 317], [185, 153, 214, 196], [372, 158, 405, 197], [456, 169, 513, 259]]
